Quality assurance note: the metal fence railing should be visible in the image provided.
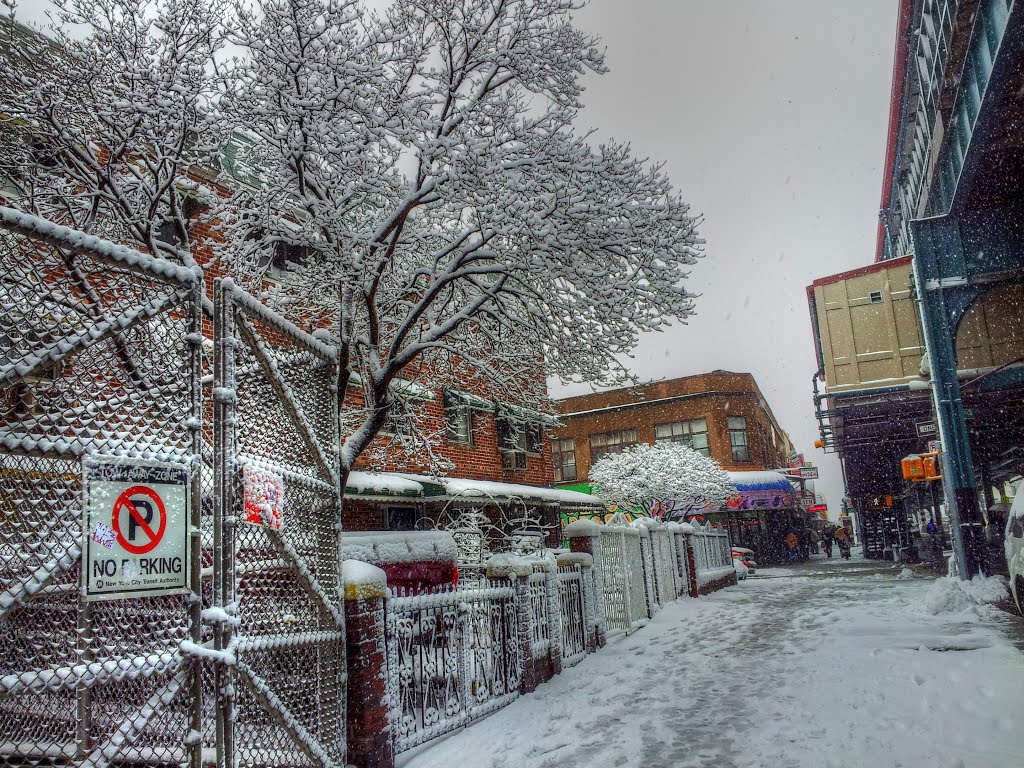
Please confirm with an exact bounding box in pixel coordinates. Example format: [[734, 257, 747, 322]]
[[527, 571, 552, 655], [556, 566, 587, 668], [386, 582, 521, 753], [692, 523, 732, 572]]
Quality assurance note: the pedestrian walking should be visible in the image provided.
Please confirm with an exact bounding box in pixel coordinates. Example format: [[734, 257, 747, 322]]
[[834, 524, 851, 559]]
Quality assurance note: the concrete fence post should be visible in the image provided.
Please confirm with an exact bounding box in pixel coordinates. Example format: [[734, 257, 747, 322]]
[[342, 560, 393, 768]]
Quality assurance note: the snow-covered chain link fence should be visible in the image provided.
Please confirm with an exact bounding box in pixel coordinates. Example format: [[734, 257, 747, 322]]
[[0, 214, 204, 766], [212, 278, 345, 767]]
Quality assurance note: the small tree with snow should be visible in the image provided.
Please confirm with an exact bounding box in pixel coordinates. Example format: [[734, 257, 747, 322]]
[[589, 443, 735, 520]]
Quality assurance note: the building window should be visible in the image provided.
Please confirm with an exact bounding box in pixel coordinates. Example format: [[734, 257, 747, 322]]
[[728, 416, 750, 462], [552, 438, 577, 482], [387, 506, 416, 531], [589, 429, 637, 463], [869, 290, 883, 304], [446, 405, 473, 445], [654, 418, 709, 456], [497, 417, 543, 470]]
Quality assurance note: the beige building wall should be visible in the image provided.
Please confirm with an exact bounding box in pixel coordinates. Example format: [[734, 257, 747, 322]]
[[955, 282, 1024, 370], [813, 257, 925, 392]]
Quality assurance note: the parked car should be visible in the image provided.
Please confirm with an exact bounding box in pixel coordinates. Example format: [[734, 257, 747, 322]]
[[731, 546, 756, 573], [1007, 492, 1024, 614], [733, 558, 752, 580]]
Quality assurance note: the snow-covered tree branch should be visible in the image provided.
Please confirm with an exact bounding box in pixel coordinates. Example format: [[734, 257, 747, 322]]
[[590, 443, 735, 519], [0, 0, 225, 273], [215, 0, 707, 484]]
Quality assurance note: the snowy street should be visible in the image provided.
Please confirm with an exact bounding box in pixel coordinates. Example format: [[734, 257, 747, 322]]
[[399, 556, 1024, 768]]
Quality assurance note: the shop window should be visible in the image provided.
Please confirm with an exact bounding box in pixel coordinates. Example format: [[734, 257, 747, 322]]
[[589, 428, 638, 462], [654, 418, 709, 456], [553, 438, 577, 482], [728, 416, 750, 462]]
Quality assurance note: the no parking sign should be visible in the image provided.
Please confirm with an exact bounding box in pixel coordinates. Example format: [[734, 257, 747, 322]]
[[83, 458, 191, 601]]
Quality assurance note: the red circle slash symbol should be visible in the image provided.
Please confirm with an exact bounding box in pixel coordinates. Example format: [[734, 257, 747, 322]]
[[112, 486, 167, 555]]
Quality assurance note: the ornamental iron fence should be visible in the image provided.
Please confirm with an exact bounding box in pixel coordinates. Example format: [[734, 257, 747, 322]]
[[556, 566, 587, 668], [386, 582, 521, 753]]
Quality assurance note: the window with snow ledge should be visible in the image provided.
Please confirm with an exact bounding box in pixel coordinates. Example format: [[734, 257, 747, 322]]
[[445, 403, 474, 445], [655, 418, 709, 456], [497, 415, 543, 471]]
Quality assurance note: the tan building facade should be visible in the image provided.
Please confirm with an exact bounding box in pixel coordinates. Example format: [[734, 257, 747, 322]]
[[808, 256, 924, 392], [551, 371, 795, 485]]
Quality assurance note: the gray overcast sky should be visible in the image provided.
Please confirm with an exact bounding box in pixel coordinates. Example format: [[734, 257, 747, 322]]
[[552, 0, 899, 514], [11, 0, 899, 515]]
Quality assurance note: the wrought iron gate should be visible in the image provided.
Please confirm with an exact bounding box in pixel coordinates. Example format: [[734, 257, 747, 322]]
[[387, 583, 521, 753], [0, 209, 204, 766], [212, 278, 345, 767]]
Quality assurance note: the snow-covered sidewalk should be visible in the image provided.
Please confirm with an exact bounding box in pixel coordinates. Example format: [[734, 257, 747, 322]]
[[398, 556, 1024, 768]]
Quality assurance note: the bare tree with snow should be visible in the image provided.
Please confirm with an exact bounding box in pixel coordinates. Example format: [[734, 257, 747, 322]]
[[216, 0, 707, 489], [589, 442, 735, 520], [0, 0, 225, 274]]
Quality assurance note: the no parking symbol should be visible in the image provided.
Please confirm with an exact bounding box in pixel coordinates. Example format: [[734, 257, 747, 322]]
[[83, 459, 191, 601]]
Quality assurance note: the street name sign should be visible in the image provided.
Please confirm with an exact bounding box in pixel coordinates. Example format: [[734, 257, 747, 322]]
[[83, 458, 190, 601]]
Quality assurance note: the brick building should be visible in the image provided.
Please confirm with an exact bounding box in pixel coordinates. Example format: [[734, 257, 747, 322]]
[[552, 371, 810, 564], [551, 370, 795, 483]]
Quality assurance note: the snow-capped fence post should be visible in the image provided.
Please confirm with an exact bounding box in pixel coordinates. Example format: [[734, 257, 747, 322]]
[[564, 520, 606, 648], [486, 556, 537, 693], [635, 523, 657, 617], [680, 524, 700, 598], [343, 561, 393, 768]]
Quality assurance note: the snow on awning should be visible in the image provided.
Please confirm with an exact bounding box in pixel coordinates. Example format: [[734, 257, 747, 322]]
[[345, 471, 424, 499], [726, 471, 794, 491], [721, 471, 796, 512], [399, 474, 603, 507]]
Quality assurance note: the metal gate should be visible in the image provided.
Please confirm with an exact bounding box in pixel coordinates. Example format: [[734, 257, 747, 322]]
[[212, 278, 345, 767], [386, 582, 521, 753], [0, 209, 204, 766]]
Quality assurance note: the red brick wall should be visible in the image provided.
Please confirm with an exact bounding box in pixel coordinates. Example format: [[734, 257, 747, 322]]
[[552, 371, 793, 482]]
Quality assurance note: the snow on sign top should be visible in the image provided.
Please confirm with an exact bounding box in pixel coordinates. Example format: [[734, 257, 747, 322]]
[[727, 471, 793, 491]]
